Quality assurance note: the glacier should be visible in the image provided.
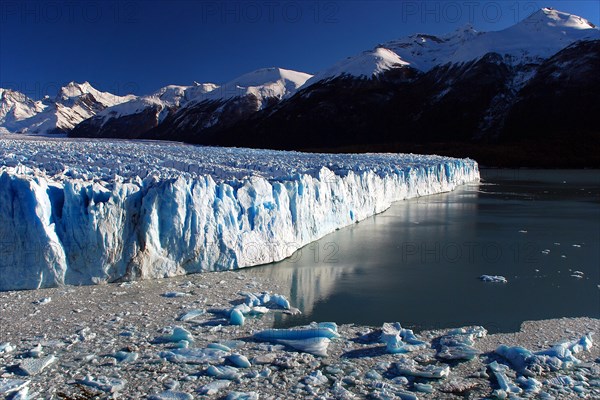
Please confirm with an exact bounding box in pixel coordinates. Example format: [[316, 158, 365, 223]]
[[0, 137, 478, 291]]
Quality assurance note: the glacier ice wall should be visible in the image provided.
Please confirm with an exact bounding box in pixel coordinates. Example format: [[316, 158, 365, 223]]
[[0, 138, 479, 291]]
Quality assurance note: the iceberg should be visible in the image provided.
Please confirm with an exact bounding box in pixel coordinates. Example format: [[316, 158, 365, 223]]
[[495, 333, 594, 376], [177, 309, 205, 322], [206, 365, 241, 380], [480, 275, 508, 283], [154, 326, 194, 344], [380, 322, 428, 354], [488, 361, 522, 396], [227, 354, 251, 368], [159, 347, 228, 364], [253, 323, 340, 356], [148, 390, 194, 400], [229, 309, 245, 326], [77, 375, 127, 393], [197, 380, 231, 395], [0, 138, 478, 291], [17, 355, 56, 376], [393, 358, 450, 379], [436, 326, 487, 361], [0, 379, 30, 395]]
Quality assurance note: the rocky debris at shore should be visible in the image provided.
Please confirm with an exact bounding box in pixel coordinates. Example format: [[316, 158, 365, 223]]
[[0, 271, 598, 399]]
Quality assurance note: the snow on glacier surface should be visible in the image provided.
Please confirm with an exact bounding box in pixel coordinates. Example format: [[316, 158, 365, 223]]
[[0, 137, 479, 291]]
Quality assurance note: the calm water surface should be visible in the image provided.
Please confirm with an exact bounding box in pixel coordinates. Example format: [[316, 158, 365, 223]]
[[245, 170, 600, 333]]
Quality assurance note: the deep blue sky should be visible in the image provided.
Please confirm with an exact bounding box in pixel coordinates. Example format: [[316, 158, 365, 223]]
[[1, 0, 598, 99]]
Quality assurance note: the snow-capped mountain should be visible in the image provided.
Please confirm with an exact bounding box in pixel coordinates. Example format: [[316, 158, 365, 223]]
[[295, 7, 598, 87], [0, 89, 45, 133], [71, 68, 311, 139], [304, 47, 409, 84], [70, 83, 218, 139], [378, 8, 598, 73], [0, 82, 134, 135], [195, 8, 599, 167], [202, 67, 312, 102], [143, 67, 312, 141], [66, 8, 599, 166]]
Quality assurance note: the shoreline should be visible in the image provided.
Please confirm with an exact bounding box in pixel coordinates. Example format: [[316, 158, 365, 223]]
[[1, 271, 598, 399]]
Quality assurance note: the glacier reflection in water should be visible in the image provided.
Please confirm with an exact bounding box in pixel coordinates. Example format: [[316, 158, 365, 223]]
[[245, 170, 600, 333]]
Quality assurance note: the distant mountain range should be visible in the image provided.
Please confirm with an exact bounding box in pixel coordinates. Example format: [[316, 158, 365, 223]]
[[2, 8, 599, 167]]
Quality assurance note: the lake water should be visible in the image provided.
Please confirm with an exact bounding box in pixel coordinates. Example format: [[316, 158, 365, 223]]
[[245, 169, 600, 333]]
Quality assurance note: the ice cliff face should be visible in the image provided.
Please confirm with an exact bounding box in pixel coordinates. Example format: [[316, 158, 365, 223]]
[[0, 138, 478, 291]]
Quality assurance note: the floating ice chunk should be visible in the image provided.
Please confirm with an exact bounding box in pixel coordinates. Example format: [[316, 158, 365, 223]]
[[572, 271, 584, 276], [77, 327, 96, 341], [33, 297, 51, 305], [480, 275, 507, 283], [545, 375, 575, 387], [249, 306, 269, 315], [572, 244, 582, 248], [113, 350, 138, 363], [162, 291, 189, 298], [303, 370, 329, 386], [206, 365, 241, 380], [380, 322, 427, 354], [225, 391, 259, 400], [516, 376, 542, 394], [197, 380, 231, 395], [393, 358, 450, 379], [541, 249, 551, 255], [254, 326, 340, 341], [317, 322, 339, 333], [488, 361, 522, 395], [160, 348, 228, 364], [495, 345, 541, 375], [9, 386, 29, 400], [228, 354, 251, 368], [27, 344, 43, 358], [230, 309, 245, 326], [446, 326, 487, 338], [495, 333, 593, 376], [17, 355, 56, 375], [538, 333, 593, 358], [277, 337, 332, 357], [365, 370, 383, 380], [0, 379, 30, 395], [148, 390, 194, 400], [231, 304, 252, 315], [270, 294, 291, 310], [177, 309, 205, 321], [0, 342, 15, 354], [208, 343, 232, 352], [570, 274, 583, 278], [331, 382, 356, 399], [155, 326, 194, 343], [437, 343, 480, 361], [396, 392, 418, 400], [414, 382, 434, 393], [77, 375, 127, 393], [242, 291, 291, 310], [437, 326, 486, 361], [518, 230, 528, 233], [241, 291, 270, 307], [253, 324, 339, 356]]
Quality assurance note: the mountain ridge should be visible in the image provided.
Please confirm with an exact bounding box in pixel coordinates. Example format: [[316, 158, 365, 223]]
[[2, 8, 599, 166]]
